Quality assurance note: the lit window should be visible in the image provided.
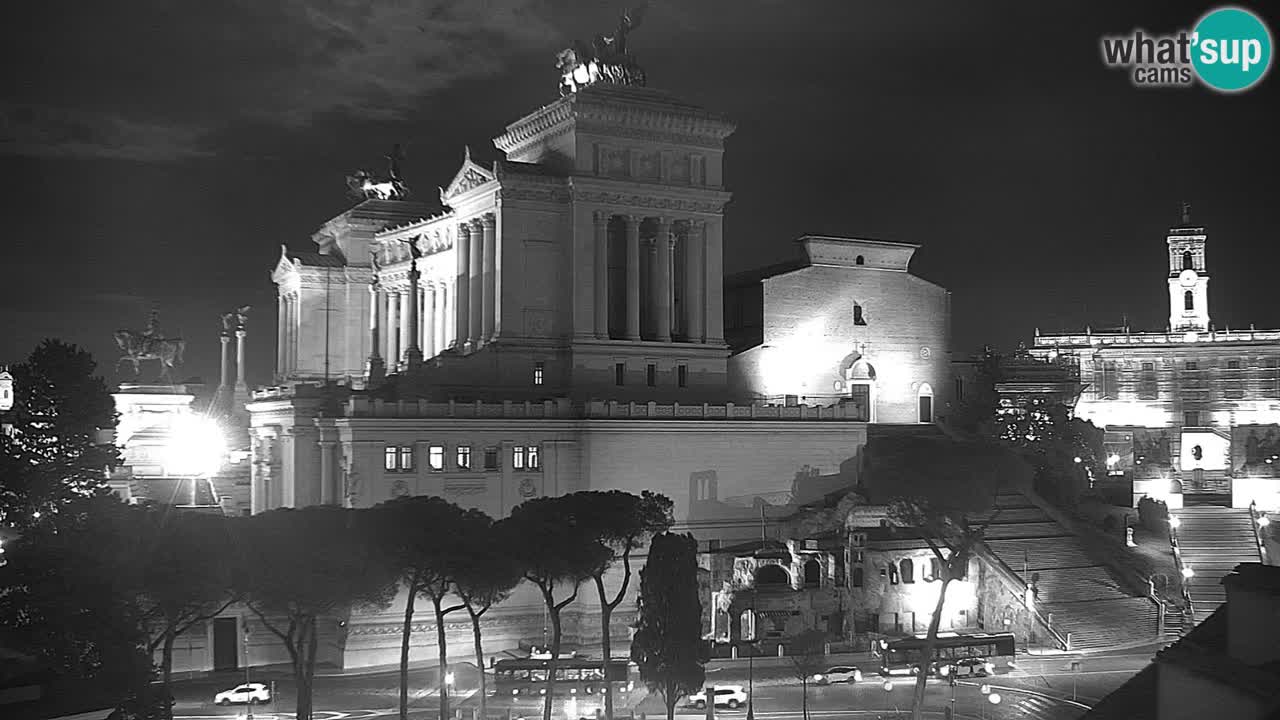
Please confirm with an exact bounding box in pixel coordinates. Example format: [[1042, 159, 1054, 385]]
[[678, 364, 688, 388], [456, 445, 472, 470], [615, 363, 625, 386], [534, 361, 545, 386], [646, 364, 656, 387], [514, 444, 541, 471], [428, 445, 445, 471], [513, 446, 525, 470], [484, 447, 499, 470], [385, 445, 414, 472]]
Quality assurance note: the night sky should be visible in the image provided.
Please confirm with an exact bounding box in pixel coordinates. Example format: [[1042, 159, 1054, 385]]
[[2, 1, 1277, 389]]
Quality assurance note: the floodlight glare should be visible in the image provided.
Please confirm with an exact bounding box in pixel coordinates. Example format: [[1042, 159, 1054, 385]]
[[165, 414, 225, 476]]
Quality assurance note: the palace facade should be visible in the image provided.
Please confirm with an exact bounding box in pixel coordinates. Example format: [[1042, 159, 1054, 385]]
[[1031, 212, 1280, 511], [220, 78, 955, 672]]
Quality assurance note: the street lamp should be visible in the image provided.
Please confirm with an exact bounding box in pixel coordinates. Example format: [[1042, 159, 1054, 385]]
[[1181, 565, 1195, 579], [1169, 516, 1181, 530]]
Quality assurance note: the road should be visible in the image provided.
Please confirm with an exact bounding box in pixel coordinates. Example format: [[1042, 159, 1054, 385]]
[[167, 646, 1160, 720]]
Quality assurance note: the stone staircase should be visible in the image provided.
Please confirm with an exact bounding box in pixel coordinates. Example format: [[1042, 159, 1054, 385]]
[[1171, 505, 1262, 624], [1178, 468, 1232, 497], [975, 493, 1159, 650]]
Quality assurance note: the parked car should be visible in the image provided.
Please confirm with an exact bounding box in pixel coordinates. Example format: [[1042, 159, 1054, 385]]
[[936, 657, 994, 679], [215, 682, 271, 705], [812, 666, 863, 685], [687, 685, 748, 709]]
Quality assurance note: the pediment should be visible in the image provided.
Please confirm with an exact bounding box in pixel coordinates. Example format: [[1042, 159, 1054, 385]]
[[440, 147, 495, 203], [271, 245, 299, 283]]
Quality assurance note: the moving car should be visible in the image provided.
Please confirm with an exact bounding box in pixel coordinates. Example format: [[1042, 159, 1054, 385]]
[[687, 685, 748, 709], [812, 666, 863, 685], [214, 682, 271, 705], [936, 657, 994, 679]]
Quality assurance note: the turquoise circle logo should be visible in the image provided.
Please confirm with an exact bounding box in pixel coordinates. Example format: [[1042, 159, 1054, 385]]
[[1192, 7, 1273, 92]]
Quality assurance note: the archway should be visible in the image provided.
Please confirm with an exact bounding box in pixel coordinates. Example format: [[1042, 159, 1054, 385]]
[[803, 559, 821, 587], [917, 382, 934, 423], [755, 564, 790, 587]]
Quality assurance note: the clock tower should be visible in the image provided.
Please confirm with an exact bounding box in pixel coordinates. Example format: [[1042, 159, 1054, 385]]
[[1167, 203, 1209, 332]]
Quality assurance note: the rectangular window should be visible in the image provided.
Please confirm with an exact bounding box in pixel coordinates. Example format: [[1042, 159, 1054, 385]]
[[428, 445, 445, 471], [385, 445, 414, 472], [954, 377, 964, 402], [1142, 362, 1154, 371], [1102, 361, 1119, 399], [1227, 360, 1240, 369], [533, 361, 545, 386], [527, 444, 540, 470], [646, 363, 656, 387], [615, 362, 625, 386], [513, 446, 526, 470], [1185, 361, 1198, 371], [513, 445, 540, 470], [483, 447, 499, 470], [456, 445, 472, 470], [1184, 411, 1200, 427], [1139, 363, 1158, 400], [678, 364, 688, 388]]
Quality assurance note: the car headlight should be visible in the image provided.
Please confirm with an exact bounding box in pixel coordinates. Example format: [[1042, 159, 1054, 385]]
[[854, 670, 863, 681], [813, 674, 823, 682], [939, 665, 950, 677], [985, 663, 995, 673]]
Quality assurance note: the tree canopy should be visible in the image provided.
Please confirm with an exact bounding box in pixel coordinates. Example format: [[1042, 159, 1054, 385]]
[[631, 532, 705, 720], [0, 340, 118, 528]]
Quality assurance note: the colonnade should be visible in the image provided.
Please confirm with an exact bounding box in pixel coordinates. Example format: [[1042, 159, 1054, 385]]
[[370, 279, 456, 369], [593, 212, 723, 344], [277, 290, 300, 375]]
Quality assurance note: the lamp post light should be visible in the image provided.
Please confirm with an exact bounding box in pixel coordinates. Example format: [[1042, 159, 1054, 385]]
[[1181, 565, 1195, 579]]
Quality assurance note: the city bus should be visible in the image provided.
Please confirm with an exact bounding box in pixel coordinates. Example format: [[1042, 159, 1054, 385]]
[[492, 657, 633, 698], [876, 632, 1016, 677]]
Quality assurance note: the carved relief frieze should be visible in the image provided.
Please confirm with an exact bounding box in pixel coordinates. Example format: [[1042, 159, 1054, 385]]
[[572, 190, 726, 215], [669, 153, 691, 184], [599, 147, 628, 178], [444, 480, 487, 497], [636, 151, 661, 180]]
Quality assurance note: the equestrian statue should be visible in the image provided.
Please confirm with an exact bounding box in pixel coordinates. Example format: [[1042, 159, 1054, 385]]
[[115, 310, 186, 383], [347, 144, 410, 200]]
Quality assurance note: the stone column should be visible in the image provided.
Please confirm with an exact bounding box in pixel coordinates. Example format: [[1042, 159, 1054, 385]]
[[469, 218, 484, 349], [403, 258, 423, 369], [481, 214, 497, 342], [624, 215, 641, 341], [685, 220, 706, 343], [276, 295, 286, 379], [399, 288, 415, 369], [424, 284, 437, 358], [455, 224, 471, 351], [593, 211, 609, 338], [387, 290, 400, 365], [219, 332, 232, 395], [704, 217, 725, 344], [653, 217, 673, 342], [235, 328, 249, 394], [438, 284, 449, 352], [366, 285, 385, 384], [285, 294, 296, 375]]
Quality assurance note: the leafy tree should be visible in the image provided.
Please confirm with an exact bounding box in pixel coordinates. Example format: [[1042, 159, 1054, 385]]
[[568, 490, 674, 720], [944, 345, 1002, 437], [0, 494, 155, 711], [236, 506, 397, 720], [454, 514, 523, 720], [631, 532, 705, 720], [861, 434, 1031, 720], [375, 496, 486, 720], [788, 629, 827, 720], [502, 496, 610, 720], [0, 340, 119, 529], [131, 507, 238, 710]]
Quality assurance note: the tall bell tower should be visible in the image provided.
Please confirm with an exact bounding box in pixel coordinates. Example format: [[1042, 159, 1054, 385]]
[[1167, 202, 1210, 332]]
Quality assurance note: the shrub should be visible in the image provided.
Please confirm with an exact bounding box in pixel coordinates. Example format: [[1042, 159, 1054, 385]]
[[1137, 497, 1169, 532]]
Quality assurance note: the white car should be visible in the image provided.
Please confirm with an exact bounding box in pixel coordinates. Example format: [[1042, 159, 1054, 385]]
[[215, 682, 271, 705], [812, 666, 863, 685], [687, 685, 748, 709]]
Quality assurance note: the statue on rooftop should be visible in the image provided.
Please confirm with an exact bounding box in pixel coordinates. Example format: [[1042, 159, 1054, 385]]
[[115, 310, 185, 383], [347, 144, 410, 200], [557, 4, 648, 96]]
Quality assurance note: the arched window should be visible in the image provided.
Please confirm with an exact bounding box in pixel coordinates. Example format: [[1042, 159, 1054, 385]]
[[929, 557, 942, 581], [855, 255, 865, 265], [899, 558, 915, 584], [755, 564, 789, 587], [803, 559, 821, 587], [853, 304, 867, 326], [1183, 251, 1193, 270], [852, 567, 864, 588], [1184, 290, 1194, 311]]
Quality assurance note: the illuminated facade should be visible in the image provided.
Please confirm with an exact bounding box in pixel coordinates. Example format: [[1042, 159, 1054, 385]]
[[1031, 214, 1280, 511], [241, 79, 953, 671], [725, 237, 951, 423]]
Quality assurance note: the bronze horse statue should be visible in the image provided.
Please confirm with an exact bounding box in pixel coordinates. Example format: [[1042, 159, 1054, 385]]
[[114, 330, 185, 383]]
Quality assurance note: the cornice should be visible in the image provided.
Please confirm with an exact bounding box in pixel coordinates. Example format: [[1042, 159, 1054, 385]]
[[571, 188, 730, 215]]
